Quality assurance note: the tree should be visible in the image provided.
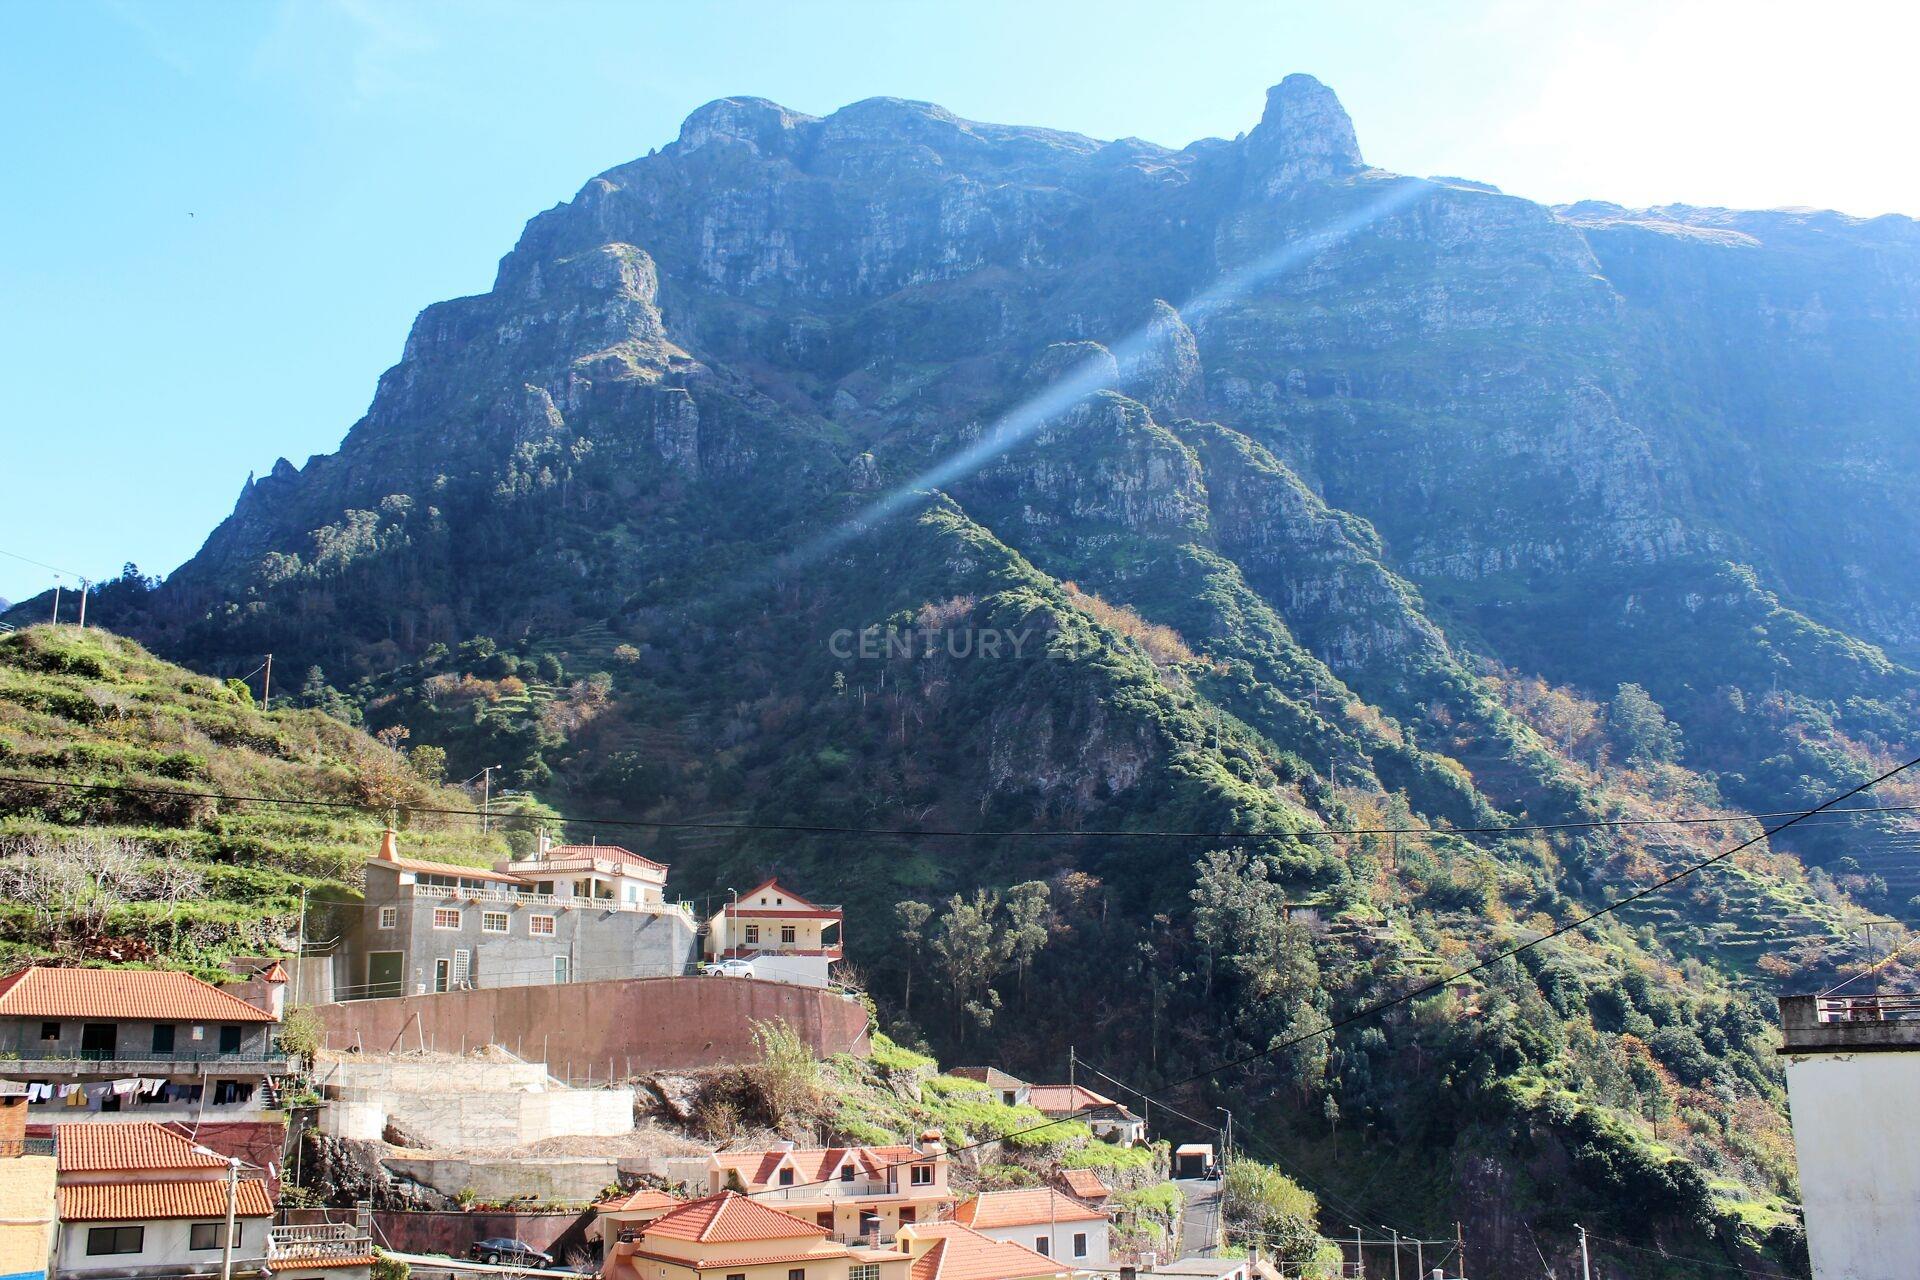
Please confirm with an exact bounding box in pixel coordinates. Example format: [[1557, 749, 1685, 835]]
[[0, 833, 146, 946], [1002, 881, 1052, 1007], [1608, 682, 1683, 765], [895, 900, 933, 1014], [930, 890, 1010, 1036]]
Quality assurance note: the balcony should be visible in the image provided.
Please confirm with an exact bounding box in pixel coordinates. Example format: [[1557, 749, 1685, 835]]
[[1780, 992, 1920, 1053], [403, 881, 696, 920], [2, 1049, 294, 1076]]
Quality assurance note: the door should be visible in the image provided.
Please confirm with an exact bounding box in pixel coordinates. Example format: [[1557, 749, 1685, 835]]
[[151, 1024, 175, 1055], [553, 955, 570, 984], [434, 958, 451, 993], [366, 952, 403, 999], [80, 1023, 117, 1058]]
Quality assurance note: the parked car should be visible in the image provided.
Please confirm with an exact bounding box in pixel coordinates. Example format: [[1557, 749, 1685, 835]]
[[472, 1237, 553, 1268], [706, 958, 754, 977]]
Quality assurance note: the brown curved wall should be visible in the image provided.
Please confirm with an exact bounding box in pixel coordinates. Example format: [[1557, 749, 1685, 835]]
[[315, 975, 870, 1075]]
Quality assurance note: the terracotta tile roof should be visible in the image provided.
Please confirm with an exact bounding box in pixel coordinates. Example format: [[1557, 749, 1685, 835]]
[[544, 844, 668, 872], [58, 1178, 273, 1222], [710, 1145, 923, 1191], [267, 1255, 378, 1272], [598, 1188, 685, 1214], [384, 854, 527, 885], [1057, 1170, 1109, 1202], [0, 966, 277, 1024], [905, 1223, 1067, 1280], [644, 1191, 828, 1244], [1024, 1084, 1118, 1115], [627, 1247, 850, 1271], [949, 1068, 1028, 1090], [56, 1123, 228, 1174], [952, 1189, 1106, 1230]]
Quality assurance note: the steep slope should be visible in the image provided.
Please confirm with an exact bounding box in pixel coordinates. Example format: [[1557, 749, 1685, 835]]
[[15, 74, 1920, 1277]]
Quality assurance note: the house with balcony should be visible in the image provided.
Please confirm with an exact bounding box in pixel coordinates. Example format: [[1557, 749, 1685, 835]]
[[703, 878, 844, 988], [706, 1133, 953, 1243], [0, 967, 289, 1123], [50, 1121, 274, 1279], [335, 829, 698, 999], [602, 1191, 910, 1280], [264, 1205, 377, 1280], [952, 1190, 1109, 1268], [594, 1187, 685, 1251]]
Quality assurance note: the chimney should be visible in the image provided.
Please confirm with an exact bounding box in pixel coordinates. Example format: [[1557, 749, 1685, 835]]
[[378, 828, 399, 862], [537, 827, 553, 855]]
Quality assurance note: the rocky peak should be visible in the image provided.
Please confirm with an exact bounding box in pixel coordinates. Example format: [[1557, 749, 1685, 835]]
[[1243, 73, 1363, 193], [674, 96, 817, 157]]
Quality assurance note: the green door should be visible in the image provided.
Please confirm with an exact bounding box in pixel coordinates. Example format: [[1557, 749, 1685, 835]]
[[367, 952, 403, 999]]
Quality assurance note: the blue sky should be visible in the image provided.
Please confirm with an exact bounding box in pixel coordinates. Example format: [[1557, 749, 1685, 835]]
[[3, 0, 1916, 605]]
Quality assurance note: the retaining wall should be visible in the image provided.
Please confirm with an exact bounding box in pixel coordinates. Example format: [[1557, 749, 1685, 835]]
[[316, 975, 869, 1074], [383, 1156, 618, 1204]]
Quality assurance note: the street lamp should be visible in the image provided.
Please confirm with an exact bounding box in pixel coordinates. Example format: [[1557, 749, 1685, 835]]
[[727, 888, 740, 957]]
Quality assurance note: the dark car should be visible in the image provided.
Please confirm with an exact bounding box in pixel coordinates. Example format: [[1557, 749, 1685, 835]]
[[472, 1237, 553, 1268]]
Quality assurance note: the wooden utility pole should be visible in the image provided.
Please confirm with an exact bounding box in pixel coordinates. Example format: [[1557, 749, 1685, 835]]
[[1455, 1222, 1466, 1279], [261, 653, 272, 708]]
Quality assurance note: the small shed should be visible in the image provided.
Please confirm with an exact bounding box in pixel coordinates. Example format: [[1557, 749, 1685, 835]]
[[1173, 1143, 1214, 1178]]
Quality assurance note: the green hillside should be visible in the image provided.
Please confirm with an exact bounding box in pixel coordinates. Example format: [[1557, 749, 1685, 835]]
[[0, 624, 510, 975]]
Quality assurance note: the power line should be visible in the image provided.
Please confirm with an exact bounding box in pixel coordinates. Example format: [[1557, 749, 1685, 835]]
[[1, 772, 1913, 845], [1582, 1230, 1798, 1279], [0, 547, 86, 579], [731, 752, 1920, 1207]]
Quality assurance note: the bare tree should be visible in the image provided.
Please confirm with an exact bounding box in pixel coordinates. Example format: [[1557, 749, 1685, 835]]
[[0, 833, 148, 946]]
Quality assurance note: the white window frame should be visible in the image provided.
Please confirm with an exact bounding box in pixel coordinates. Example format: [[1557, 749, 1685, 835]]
[[530, 914, 556, 937], [744, 924, 760, 944], [378, 906, 398, 930], [481, 911, 509, 934], [781, 925, 797, 944], [554, 955, 571, 983], [850, 1266, 880, 1280], [910, 1164, 933, 1186], [1073, 1233, 1088, 1258], [1034, 1238, 1049, 1257], [432, 907, 461, 930]]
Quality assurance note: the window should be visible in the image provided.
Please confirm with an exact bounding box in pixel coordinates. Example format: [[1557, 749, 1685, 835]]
[[780, 926, 797, 944], [788, 1269, 806, 1280], [433, 907, 461, 930], [453, 950, 471, 986], [378, 906, 398, 929], [86, 1226, 144, 1256], [728, 1274, 746, 1280], [1073, 1233, 1088, 1258], [219, 1025, 242, 1053], [554, 956, 570, 983], [481, 911, 509, 934], [1034, 1238, 1049, 1256], [840, 1164, 855, 1182], [899, 1207, 916, 1224], [817, 1212, 833, 1228], [530, 915, 556, 937], [191, 1223, 241, 1250], [152, 1024, 175, 1054], [744, 924, 760, 944], [910, 1164, 933, 1186], [779, 1168, 795, 1186], [850, 1267, 880, 1280], [535, 881, 554, 895], [39, 1021, 59, 1042]]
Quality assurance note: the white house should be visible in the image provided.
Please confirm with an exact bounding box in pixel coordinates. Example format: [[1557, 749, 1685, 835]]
[[953, 1189, 1109, 1268], [52, 1123, 272, 1279]]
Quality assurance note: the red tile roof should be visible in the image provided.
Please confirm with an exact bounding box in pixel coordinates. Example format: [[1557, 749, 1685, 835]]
[[598, 1188, 685, 1214], [0, 966, 277, 1023], [1057, 1170, 1109, 1202], [383, 854, 527, 885], [56, 1122, 230, 1174], [627, 1247, 852, 1272], [905, 1223, 1067, 1280], [644, 1191, 828, 1244], [544, 844, 668, 872], [267, 1255, 379, 1272], [952, 1189, 1106, 1230], [59, 1178, 273, 1222], [1023, 1085, 1117, 1115]]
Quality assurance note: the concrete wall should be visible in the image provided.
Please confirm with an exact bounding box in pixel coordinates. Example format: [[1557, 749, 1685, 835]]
[[383, 1156, 618, 1204], [316, 975, 869, 1074], [316, 1058, 552, 1095], [315, 1055, 633, 1147], [367, 1210, 594, 1263], [1784, 1050, 1920, 1280], [973, 1221, 1110, 1268], [0, 1153, 55, 1280]]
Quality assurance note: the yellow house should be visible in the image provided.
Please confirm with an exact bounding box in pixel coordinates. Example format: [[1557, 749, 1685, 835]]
[[595, 1187, 685, 1250], [1, 1083, 56, 1280], [603, 1191, 909, 1280], [706, 1134, 953, 1243]]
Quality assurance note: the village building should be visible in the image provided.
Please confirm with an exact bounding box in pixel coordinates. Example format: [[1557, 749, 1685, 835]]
[[337, 829, 698, 999], [1051, 1171, 1109, 1211], [1025, 1085, 1146, 1146], [263, 1205, 378, 1280], [595, 1188, 687, 1251], [1, 1082, 57, 1280], [602, 1190, 910, 1280], [947, 1069, 1029, 1108], [1777, 990, 1920, 1280], [895, 1221, 1069, 1280], [704, 879, 844, 988], [951, 1190, 1110, 1268], [51, 1122, 273, 1279], [705, 1135, 953, 1243], [1170, 1146, 1214, 1180], [0, 967, 289, 1123]]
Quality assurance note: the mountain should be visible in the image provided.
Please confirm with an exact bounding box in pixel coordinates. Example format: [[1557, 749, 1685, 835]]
[[18, 74, 1920, 1276]]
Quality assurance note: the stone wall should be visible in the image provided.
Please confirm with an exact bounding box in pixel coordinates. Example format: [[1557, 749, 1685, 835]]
[[315, 975, 869, 1074], [382, 1156, 619, 1204]]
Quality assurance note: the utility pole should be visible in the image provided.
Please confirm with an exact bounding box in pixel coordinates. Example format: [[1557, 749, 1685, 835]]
[[1387, 1227, 1401, 1280], [1217, 1106, 1233, 1165], [1353, 1227, 1364, 1280], [77, 579, 88, 629], [1576, 1224, 1591, 1280], [50, 582, 60, 624], [219, 1156, 240, 1280], [1455, 1222, 1466, 1280], [1414, 1238, 1423, 1279], [261, 653, 272, 708]]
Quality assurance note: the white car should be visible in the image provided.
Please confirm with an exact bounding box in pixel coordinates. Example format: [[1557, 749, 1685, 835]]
[[707, 958, 755, 978]]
